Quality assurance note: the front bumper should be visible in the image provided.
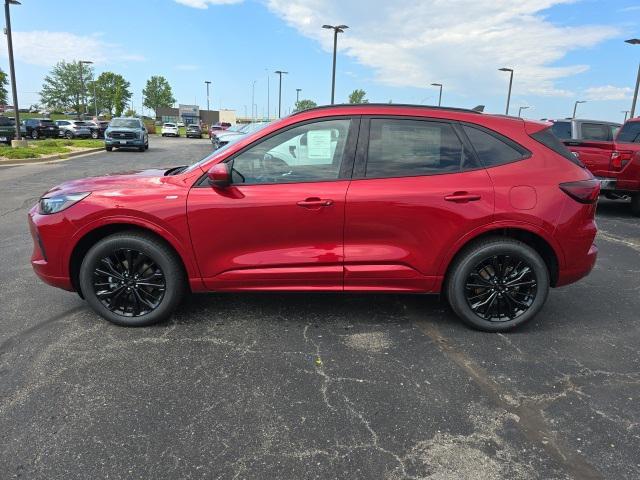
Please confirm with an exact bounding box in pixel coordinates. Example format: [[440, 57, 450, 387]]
[[28, 209, 74, 291], [105, 137, 145, 147]]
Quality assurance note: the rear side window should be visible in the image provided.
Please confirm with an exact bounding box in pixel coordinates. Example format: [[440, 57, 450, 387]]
[[617, 122, 640, 143], [551, 121, 572, 140], [365, 119, 475, 178], [462, 125, 529, 167], [580, 122, 611, 141], [530, 127, 583, 167]]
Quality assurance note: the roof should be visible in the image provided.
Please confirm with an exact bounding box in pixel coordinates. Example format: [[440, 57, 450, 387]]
[[290, 103, 483, 117]]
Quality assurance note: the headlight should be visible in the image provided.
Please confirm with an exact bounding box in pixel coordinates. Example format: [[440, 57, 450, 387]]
[[38, 192, 91, 215]]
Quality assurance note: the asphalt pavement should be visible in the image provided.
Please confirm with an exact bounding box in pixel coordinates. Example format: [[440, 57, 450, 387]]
[[1, 136, 639, 479]]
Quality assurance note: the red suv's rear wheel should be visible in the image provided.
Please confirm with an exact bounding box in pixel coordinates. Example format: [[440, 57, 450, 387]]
[[446, 237, 550, 332]]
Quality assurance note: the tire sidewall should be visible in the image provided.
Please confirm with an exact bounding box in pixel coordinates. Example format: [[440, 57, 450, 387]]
[[79, 235, 183, 327], [448, 241, 549, 332]]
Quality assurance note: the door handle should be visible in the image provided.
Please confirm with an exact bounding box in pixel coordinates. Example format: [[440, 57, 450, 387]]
[[297, 197, 334, 208], [444, 192, 481, 203]]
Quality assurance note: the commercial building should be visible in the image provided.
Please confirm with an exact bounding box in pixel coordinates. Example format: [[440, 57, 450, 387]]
[[156, 104, 236, 126]]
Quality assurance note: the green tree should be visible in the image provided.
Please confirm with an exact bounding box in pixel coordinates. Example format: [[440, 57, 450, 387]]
[[294, 99, 317, 112], [143, 76, 175, 119], [88, 71, 131, 116], [0, 68, 8, 106], [40, 60, 94, 114], [348, 89, 368, 104], [124, 108, 137, 117]]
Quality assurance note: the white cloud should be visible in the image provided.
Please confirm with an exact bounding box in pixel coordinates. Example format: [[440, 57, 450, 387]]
[[0, 31, 146, 67], [266, 0, 617, 98], [174, 0, 243, 8], [176, 64, 200, 71], [584, 85, 634, 101]]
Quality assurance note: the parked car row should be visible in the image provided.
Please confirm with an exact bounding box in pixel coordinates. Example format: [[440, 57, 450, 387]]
[[548, 117, 640, 216], [210, 122, 270, 149], [160, 122, 207, 138]]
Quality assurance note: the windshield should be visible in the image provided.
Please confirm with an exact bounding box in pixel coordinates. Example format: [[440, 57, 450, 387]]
[[616, 122, 640, 143], [183, 122, 272, 174], [111, 119, 140, 128]]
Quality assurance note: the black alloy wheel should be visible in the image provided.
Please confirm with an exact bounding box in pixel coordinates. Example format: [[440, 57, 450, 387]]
[[464, 254, 537, 322], [92, 248, 166, 317]]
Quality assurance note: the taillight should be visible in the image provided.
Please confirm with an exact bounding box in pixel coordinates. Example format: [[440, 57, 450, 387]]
[[559, 179, 600, 204], [611, 151, 631, 170]]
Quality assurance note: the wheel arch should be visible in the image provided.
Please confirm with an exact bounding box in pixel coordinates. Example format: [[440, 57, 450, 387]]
[[441, 226, 561, 289], [69, 222, 198, 298]]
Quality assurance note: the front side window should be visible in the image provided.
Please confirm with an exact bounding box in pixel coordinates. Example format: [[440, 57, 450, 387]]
[[462, 125, 528, 167], [230, 118, 351, 184], [581, 122, 610, 141], [365, 119, 474, 178], [616, 122, 640, 143]]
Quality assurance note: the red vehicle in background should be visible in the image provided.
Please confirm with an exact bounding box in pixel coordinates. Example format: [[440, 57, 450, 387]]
[[208, 122, 232, 138], [551, 117, 640, 216], [29, 104, 599, 332]]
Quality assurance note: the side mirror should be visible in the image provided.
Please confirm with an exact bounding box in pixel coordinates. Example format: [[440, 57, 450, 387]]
[[207, 163, 231, 188]]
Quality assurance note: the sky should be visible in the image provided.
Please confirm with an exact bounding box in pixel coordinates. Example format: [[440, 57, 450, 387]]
[[0, 0, 639, 122]]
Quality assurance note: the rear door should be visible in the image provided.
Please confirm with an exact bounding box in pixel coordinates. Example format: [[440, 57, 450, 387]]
[[343, 117, 495, 292], [565, 122, 615, 175]]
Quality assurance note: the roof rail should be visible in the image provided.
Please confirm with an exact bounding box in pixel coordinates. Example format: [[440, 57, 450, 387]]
[[290, 103, 483, 116]]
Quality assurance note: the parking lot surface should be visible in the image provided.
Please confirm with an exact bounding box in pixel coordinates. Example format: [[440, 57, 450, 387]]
[[1, 136, 639, 479]]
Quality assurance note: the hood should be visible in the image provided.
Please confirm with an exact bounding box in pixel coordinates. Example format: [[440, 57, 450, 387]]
[[106, 126, 141, 132], [43, 168, 168, 197]]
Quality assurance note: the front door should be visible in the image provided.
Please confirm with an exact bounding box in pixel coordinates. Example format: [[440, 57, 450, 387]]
[[187, 117, 358, 290]]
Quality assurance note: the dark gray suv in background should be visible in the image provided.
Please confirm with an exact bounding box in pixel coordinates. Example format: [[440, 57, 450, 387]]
[[104, 118, 149, 152]]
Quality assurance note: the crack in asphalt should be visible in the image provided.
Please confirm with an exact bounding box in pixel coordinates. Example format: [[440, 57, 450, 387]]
[[412, 318, 604, 480]]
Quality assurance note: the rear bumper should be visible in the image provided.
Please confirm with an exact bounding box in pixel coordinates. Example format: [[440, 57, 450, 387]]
[[556, 243, 597, 287]]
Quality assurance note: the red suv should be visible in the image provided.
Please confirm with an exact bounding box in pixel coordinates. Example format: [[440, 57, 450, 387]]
[[28, 105, 599, 331]]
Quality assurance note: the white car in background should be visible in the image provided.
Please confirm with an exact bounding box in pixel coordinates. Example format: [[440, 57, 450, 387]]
[[161, 123, 179, 137]]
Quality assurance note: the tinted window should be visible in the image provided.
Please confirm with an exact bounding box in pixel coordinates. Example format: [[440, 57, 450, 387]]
[[581, 122, 610, 141], [462, 125, 528, 167], [365, 119, 474, 178], [616, 122, 640, 143], [530, 127, 583, 167], [0, 116, 12, 126], [40, 120, 54, 126], [230, 119, 351, 184], [551, 121, 572, 140], [111, 119, 141, 128]]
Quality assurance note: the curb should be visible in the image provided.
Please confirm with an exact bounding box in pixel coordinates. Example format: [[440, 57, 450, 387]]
[[0, 147, 104, 166]]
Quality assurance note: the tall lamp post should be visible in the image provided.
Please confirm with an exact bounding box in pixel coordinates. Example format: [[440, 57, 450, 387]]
[[296, 88, 302, 104], [274, 70, 288, 118], [622, 110, 630, 122], [322, 24, 348, 105], [626, 39, 639, 118], [572, 100, 586, 119], [265, 68, 270, 120], [204, 80, 211, 112], [430, 83, 443, 107], [499, 67, 514, 115], [79, 60, 93, 118], [518, 106, 529, 117], [251, 80, 257, 121], [4, 0, 23, 145]]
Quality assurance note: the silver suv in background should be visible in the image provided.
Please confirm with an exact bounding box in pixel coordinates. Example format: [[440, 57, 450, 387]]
[[55, 120, 93, 139]]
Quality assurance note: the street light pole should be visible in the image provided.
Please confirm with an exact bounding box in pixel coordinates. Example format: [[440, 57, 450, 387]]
[[322, 24, 348, 104], [572, 100, 586, 119], [79, 60, 93, 119], [296, 88, 302, 104], [430, 83, 442, 107], [251, 80, 257, 121], [499, 68, 514, 115], [4, 0, 22, 143], [204, 80, 211, 112], [274, 70, 288, 118], [518, 106, 529, 117], [265, 68, 270, 121], [622, 110, 629, 122], [625, 39, 640, 118]]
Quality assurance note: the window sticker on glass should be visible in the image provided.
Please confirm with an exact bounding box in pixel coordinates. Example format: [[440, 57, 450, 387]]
[[307, 130, 333, 160]]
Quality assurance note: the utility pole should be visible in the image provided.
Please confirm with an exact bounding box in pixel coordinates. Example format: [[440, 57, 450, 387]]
[[205, 80, 211, 112], [4, 0, 23, 144], [251, 80, 257, 122], [625, 39, 639, 118], [265, 68, 270, 120], [572, 100, 586, 119], [322, 24, 348, 104], [430, 83, 443, 107], [499, 68, 514, 115], [274, 70, 288, 118]]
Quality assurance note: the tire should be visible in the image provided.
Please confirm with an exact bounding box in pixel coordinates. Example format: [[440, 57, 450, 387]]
[[161, 133, 165, 137], [445, 237, 549, 332], [138, 146, 144, 152], [91, 130, 99, 139], [65, 131, 74, 139], [79, 232, 186, 327], [631, 194, 640, 217], [31, 130, 39, 140], [144, 143, 149, 150], [105, 146, 113, 152]]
